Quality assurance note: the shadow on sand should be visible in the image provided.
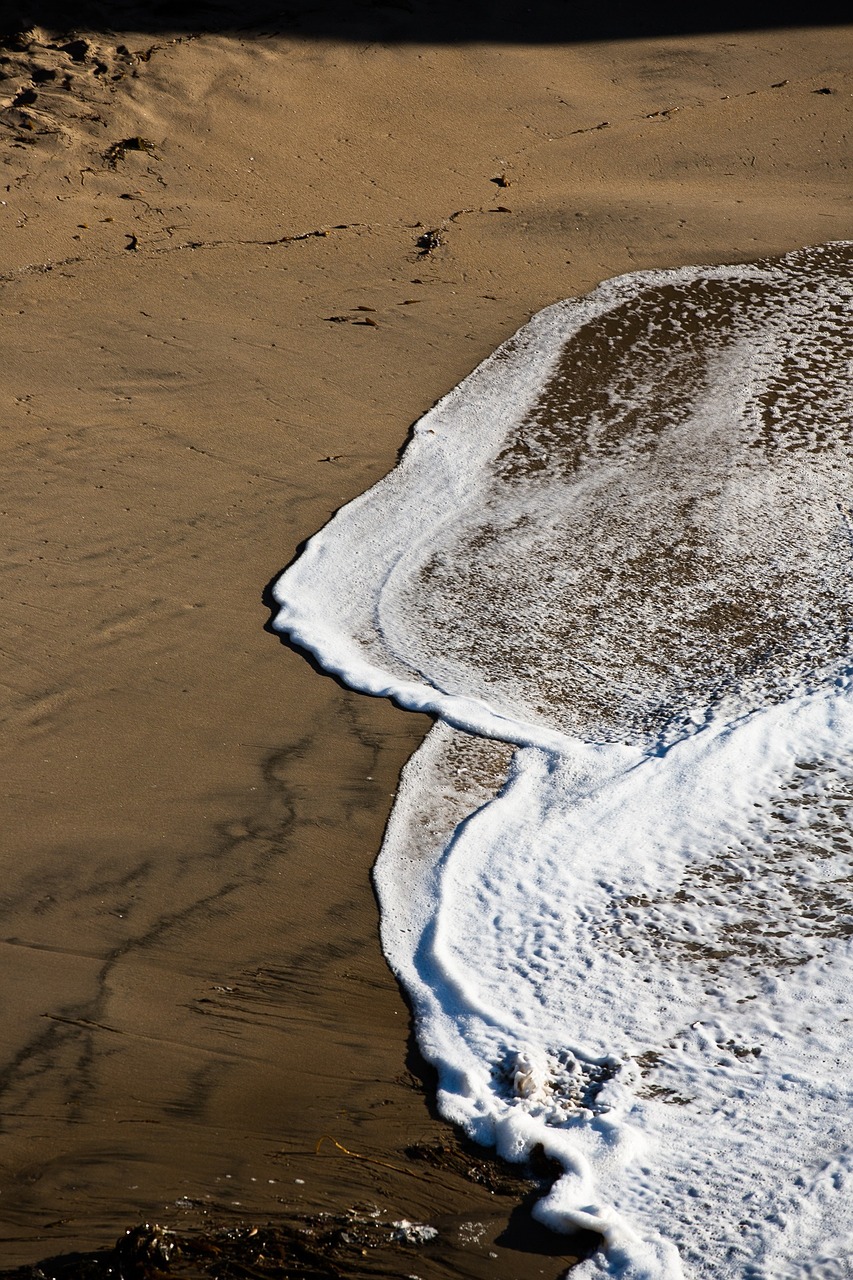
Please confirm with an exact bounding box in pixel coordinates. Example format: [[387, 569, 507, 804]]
[[3, 0, 851, 45]]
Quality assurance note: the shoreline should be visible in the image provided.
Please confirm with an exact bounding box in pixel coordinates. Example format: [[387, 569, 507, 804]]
[[0, 13, 850, 1274]]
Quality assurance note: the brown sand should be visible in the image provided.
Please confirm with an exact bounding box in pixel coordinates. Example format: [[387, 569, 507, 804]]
[[0, 9, 851, 1274]]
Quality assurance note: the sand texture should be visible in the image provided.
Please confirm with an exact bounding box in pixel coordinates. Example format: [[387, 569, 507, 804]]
[[0, 6, 851, 1273]]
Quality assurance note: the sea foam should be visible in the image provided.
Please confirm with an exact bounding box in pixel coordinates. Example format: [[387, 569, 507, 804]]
[[273, 242, 853, 1278]]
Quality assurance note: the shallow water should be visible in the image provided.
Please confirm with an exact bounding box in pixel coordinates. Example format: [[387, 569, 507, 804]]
[[274, 242, 853, 1279]]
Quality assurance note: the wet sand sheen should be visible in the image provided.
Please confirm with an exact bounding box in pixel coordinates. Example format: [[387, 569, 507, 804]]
[[0, 11, 851, 1274]]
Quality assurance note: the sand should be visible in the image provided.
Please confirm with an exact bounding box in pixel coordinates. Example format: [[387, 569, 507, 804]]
[[0, 6, 851, 1273]]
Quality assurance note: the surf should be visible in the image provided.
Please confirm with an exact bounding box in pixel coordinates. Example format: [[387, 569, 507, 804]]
[[273, 241, 853, 1278]]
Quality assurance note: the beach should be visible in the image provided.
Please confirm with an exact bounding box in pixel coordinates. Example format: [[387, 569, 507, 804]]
[[0, 7, 851, 1273]]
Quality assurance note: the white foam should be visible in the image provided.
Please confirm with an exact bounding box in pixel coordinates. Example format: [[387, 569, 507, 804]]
[[273, 243, 853, 1277]]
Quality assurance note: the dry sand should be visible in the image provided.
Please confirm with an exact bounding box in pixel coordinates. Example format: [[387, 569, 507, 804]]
[[0, 7, 851, 1274]]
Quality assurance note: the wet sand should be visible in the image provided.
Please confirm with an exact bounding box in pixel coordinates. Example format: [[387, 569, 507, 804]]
[[0, 9, 851, 1273]]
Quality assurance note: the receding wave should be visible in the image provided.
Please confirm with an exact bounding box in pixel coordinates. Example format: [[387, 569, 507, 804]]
[[273, 242, 853, 1279]]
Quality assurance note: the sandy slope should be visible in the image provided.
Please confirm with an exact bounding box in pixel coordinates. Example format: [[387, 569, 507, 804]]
[[0, 14, 850, 1271]]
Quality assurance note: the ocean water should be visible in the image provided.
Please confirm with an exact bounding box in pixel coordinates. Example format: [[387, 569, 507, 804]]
[[273, 242, 853, 1279]]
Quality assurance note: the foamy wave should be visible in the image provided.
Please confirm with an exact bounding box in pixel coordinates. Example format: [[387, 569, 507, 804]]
[[273, 242, 853, 1278]]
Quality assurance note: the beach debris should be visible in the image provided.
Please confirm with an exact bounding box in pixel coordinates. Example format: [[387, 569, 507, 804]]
[[403, 1138, 526, 1194], [0, 1135, 541, 1276], [125, 233, 139, 251], [324, 314, 378, 326], [314, 1133, 426, 1181], [0, 1214, 442, 1278], [490, 173, 511, 188], [391, 1220, 438, 1246], [0, 1201, 593, 1277], [116, 1221, 178, 1270], [415, 228, 442, 255], [319, 455, 343, 463], [103, 135, 157, 168], [813, 86, 834, 94]]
